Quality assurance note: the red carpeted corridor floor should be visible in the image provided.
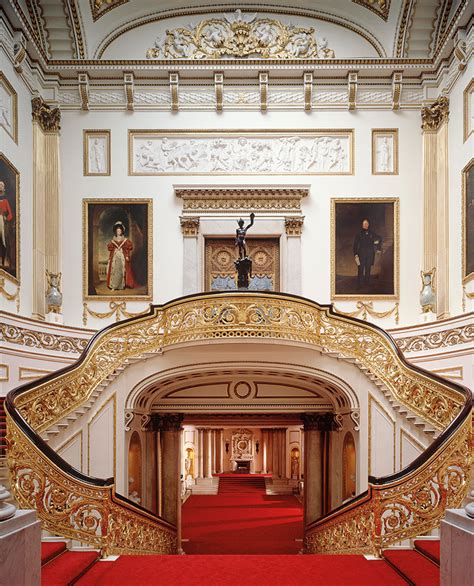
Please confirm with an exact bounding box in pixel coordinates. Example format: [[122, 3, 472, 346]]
[[181, 474, 303, 554]]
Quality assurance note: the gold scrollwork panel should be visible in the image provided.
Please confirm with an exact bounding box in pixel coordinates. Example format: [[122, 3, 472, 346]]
[[14, 295, 464, 434], [305, 417, 471, 555], [6, 418, 177, 554]]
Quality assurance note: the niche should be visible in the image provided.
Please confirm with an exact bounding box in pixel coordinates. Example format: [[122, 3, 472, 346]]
[[342, 432, 356, 501], [128, 431, 142, 505]]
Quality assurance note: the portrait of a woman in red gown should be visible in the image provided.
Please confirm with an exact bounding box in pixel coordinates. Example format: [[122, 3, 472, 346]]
[[106, 221, 138, 291]]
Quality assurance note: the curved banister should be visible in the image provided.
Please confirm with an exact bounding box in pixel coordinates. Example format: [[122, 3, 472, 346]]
[[5, 291, 472, 555]]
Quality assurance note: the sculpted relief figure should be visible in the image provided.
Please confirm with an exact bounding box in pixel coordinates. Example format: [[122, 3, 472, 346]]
[[378, 137, 392, 172], [146, 10, 334, 60]]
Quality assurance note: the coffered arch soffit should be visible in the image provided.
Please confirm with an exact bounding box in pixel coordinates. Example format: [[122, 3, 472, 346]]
[[125, 360, 360, 415]]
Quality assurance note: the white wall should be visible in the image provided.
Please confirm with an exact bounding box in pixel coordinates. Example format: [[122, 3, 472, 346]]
[[60, 107, 423, 327]]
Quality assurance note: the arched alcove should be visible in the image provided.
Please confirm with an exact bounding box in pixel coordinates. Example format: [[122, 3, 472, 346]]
[[128, 431, 143, 504], [342, 432, 356, 501]]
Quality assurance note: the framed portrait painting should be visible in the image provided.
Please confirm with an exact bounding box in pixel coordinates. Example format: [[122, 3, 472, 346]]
[[0, 154, 20, 284], [331, 198, 399, 300], [462, 159, 474, 283], [83, 199, 152, 300], [0, 73, 18, 144], [83, 130, 111, 176]]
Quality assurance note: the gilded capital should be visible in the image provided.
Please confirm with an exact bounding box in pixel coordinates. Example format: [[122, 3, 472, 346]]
[[421, 96, 449, 131], [285, 217, 304, 236], [180, 217, 200, 237], [31, 97, 61, 132], [161, 413, 185, 432]]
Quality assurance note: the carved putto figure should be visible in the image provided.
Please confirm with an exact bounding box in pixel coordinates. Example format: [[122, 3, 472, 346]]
[[146, 10, 334, 60]]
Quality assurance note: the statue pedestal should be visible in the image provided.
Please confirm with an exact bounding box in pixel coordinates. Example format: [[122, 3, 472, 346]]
[[0, 510, 41, 586], [46, 312, 63, 324], [418, 311, 436, 323], [441, 509, 473, 585], [235, 257, 252, 289]]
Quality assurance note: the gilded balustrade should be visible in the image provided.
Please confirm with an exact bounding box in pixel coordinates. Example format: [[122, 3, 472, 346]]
[[5, 292, 472, 555]]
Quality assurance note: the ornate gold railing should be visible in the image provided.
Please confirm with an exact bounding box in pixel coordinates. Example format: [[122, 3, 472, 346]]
[[5, 291, 472, 554]]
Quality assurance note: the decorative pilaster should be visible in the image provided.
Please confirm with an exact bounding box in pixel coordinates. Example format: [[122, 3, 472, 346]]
[[180, 217, 200, 295], [421, 96, 450, 318], [302, 413, 337, 526], [285, 217, 304, 296], [160, 414, 184, 527], [31, 97, 61, 320]]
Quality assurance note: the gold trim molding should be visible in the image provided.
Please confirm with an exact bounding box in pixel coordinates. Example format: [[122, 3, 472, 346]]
[[90, 0, 129, 22], [463, 79, 473, 142], [176, 186, 309, 214], [0, 72, 18, 144], [0, 320, 88, 353], [353, 0, 391, 21], [395, 323, 474, 353], [0, 276, 20, 312]]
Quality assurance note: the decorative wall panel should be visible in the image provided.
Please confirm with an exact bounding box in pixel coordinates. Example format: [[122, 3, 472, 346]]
[[205, 238, 280, 292], [129, 130, 354, 175]]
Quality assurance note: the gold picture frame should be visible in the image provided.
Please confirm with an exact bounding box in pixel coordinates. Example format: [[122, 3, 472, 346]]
[[331, 197, 400, 300], [83, 198, 152, 301], [83, 130, 111, 176], [463, 79, 474, 143], [372, 129, 398, 175], [462, 158, 474, 284], [0, 73, 18, 144], [0, 153, 20, 285], [128, 129, 355, 176]]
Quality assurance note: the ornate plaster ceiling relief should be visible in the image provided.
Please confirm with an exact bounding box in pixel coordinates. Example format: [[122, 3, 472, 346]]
[[146, 9, 335, 59], [90, 0, 129, 22], [353, 0, 391, 22]]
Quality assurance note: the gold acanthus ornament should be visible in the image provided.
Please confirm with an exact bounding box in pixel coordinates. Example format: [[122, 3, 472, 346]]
[[146, 10, 335, 60], [421, 96, 449, 131]]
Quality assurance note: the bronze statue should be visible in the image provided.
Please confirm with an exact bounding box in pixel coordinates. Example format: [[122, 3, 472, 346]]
[[235, 212, 255, 259]]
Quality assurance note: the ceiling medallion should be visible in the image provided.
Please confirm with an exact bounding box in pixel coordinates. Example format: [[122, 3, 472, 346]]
[[146, 10, 335, 60], [228, 380, 257, 400]]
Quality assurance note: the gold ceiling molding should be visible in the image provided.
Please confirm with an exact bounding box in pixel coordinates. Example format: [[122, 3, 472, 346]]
[[31, 97, 61, 132], [90, 0, 129, 22], [66, 0, 86, 59], [176, 186, 309, 214], [352, 0, 391, 22], [395, 323, 474, 353], [146, 10, 335, 60], [421, 96, 449, 131], [95, 6, 384, 60]]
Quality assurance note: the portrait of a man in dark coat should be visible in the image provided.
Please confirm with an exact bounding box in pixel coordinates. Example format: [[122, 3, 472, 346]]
[[332, 199, 398, 298], [353, 219, 382, 289]]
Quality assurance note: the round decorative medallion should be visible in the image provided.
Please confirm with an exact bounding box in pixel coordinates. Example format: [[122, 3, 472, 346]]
[[228, 380, 257, 400], [254, 250, 268, 267], [216, 250, 232, 266]]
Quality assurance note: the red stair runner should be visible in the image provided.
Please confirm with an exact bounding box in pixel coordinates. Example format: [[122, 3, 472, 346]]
[[383, 549, 440, 585], [414, 539, 441, 565], [218, 474, 267, 494], [76, 554, 406, 585], [41, 541, 67, 566]]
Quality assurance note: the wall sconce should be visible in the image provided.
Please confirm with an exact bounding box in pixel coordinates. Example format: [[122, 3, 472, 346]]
[[225, 440, 230, 454], [255, 440, 260, 454]]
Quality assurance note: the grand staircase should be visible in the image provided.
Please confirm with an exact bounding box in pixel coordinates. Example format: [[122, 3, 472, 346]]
[[218, 474, 267, 494]]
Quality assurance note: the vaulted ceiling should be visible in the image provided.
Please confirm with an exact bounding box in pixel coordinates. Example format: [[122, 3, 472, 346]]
[[5, 0, 472, 64]]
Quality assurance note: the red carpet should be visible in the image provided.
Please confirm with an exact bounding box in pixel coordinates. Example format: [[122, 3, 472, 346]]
[[41, 551, 99, 585], [414, 539, 441, 565], [41, 541, 67, 565], [383, 549, 440, 585], [77, 554, 406, 586], [182, 474, 303, 554]]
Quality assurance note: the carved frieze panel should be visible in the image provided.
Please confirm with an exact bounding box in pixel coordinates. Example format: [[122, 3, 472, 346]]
[[205, 238, 279, 292], [129, 129, 353, 175]]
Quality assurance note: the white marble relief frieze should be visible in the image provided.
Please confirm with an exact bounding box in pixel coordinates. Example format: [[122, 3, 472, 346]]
[[129, 131, 353, 175]]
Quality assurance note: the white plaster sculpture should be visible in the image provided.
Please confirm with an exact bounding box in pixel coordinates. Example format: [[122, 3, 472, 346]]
[[378, 136, 392, 172], [89, 138, 106, 173], [133, 135, 350, 174]]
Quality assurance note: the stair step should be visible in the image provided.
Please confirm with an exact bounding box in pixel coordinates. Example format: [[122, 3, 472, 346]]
[[383, 549, 440, 585], [41, 550, 99, 585], [41, 541, 67, 565], [414, 539, 440, 565]]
